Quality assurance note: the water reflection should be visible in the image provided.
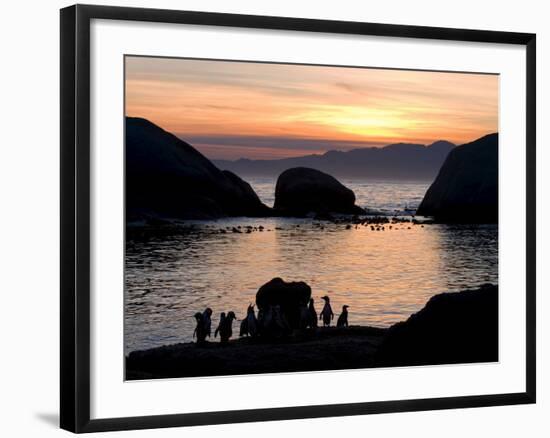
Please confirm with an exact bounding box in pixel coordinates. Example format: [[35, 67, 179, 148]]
[[125, 220, 497, 353]]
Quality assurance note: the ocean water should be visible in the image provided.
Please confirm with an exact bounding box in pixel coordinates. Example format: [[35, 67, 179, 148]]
[[125, 178, 498, 353], [250, 177, 427, 213]]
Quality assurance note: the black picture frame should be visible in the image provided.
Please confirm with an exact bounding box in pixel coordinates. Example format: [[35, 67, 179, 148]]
[[60, 4, 536, 433]]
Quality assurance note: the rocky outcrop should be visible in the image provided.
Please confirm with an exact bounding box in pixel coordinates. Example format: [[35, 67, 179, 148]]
[[375, 284, 498, 367], [126, 117, 271, 221], [274, 167, 366, 217], [416, 133, 498, 223], [255, 278, 312, 333]]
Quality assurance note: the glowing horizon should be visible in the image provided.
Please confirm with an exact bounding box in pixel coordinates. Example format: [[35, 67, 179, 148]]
[[125, 56, 498, 160]]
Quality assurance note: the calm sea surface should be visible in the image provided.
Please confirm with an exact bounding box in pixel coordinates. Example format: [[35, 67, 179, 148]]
[[125, 179, 498, 353]]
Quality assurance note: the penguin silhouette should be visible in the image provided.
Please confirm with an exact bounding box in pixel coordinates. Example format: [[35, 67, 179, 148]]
[[299, 302, 310, 330], [240, 304, 258, 337], [193, 312, 207, 344], [272, 305, 291, 337], [219, 311, 236, 343], [256, 307, 265, 335], [240, 315, 248, 337], [336, 305, 349, 328], [202, 307, 213, 338], [260, 305, 274, 336], [246, 304, 258, 337], [319, 295, 334, 327], [214, 312, 226, 338], [308, 298, 318, 328]]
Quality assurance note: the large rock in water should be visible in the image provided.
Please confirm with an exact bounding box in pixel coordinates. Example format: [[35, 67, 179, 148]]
[[256, 278, 312, 332], [416, 133, 498, 223], [274, 167, 366, 216], [126, 117, 271, 220], [375, 284, 498, 367]]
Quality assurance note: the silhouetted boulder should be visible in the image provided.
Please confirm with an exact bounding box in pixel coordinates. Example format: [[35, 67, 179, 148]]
[[376, 284, 498, 367], [256, 278, 312, 334], [274, 167, 366, 217], [126, 117, 271, 220], [417, 133, 498, 223]]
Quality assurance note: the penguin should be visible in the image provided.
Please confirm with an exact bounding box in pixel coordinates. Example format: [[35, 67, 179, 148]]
[[272, 305, 291, 337], [256, 307, 265, 335], [308, 298, 318, 328], [240, 315, 248, 337], [214, 312, 226, 338], [259, 305, 273, 336], [299, 302, 310, 330], [219, 311, 236, 343], [336, 305, 349, 328], [246, 304, 258, 337], [202, 307, 213, 338], [240, 304, 257, 337], [319, 295, 334, 327], [192, 312, 207, 344]]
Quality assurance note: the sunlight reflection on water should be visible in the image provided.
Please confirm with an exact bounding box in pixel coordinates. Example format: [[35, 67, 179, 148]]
[[125, 219, 497, 353]]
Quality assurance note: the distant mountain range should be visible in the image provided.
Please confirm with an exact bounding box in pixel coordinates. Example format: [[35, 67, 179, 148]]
[[213, 140, 456, 181]]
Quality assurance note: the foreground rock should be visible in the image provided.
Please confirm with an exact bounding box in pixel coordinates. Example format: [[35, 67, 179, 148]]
[[375, 284, 498, 367], [126, 117, 271, 220], [255, 277, 311, 334], [416, 133, 498, 223], [274, 167, 366, 216]]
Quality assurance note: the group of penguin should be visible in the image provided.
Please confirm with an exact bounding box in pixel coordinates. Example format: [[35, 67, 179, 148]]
[[304, 295, 349, 329], [192, 295, 350, 344]]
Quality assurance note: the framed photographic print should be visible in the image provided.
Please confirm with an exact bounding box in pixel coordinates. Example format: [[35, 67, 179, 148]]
[[60, 4, 536, 433]]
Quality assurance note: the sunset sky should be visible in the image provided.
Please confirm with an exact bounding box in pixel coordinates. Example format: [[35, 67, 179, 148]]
[[125, 56, 498, 160]]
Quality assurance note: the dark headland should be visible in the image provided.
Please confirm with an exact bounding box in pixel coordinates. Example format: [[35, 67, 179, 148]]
[[417, 133, 498, 223], [126, 284, 498, 380], [126, 117, 271, 221]]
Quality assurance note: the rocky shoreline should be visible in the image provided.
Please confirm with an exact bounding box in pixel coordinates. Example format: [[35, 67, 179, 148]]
[[126, 284, 498, 380], [126, 326, 386, 380], [125, 214, 432, 240]]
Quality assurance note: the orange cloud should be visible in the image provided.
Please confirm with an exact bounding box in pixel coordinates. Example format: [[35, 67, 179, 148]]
[[125, 57, 498, 159]]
